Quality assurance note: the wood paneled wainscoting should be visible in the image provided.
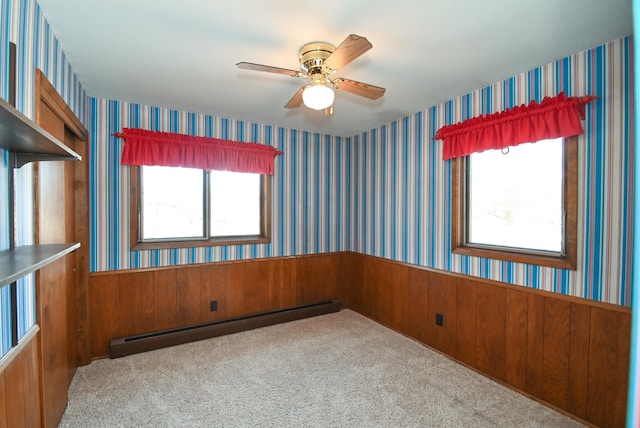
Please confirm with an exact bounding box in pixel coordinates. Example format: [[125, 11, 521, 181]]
[[88, 253, 350, 359], [88, 251, 629, 427], [0, 329, 41, 427], [346, 253, 631, 428]]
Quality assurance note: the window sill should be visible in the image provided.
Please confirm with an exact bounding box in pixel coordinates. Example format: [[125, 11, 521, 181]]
[[132, 235, 270, 251], [453, 245, 576, 270]]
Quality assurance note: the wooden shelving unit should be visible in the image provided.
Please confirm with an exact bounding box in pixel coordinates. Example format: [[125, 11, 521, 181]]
[[0, 94, 80, 293], [0, 243, 80, 288], [0, 96, 81, 167]]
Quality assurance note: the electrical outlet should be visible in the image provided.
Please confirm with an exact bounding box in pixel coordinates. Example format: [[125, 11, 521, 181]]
[[435, 313, 444, 327], [210, 300, 218, 312]]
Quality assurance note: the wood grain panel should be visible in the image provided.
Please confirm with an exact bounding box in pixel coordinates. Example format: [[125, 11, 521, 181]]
[[89, 274, 120, 358], [541, 298, 571, 409], [505, 289, 528, 390], [200, 264, 227, 322], [343, 254, 631, 427], [64, 129, 78, 382], [347, 254, 364, 314], [266, 260, 283, 310], [337, 253, 351, 307], [153, 269, 178, 331], [360, 257, 378, 318], [277, 258, 298, 309], [426, 272, 448, 352], [0, 371, 6, 428], [35, 95, 74, 427], [445, 276, 457, 356], [225, 263, 246, 317], [176, 266, 201, 326], [36, 70, 91, 376], [568, 303, 590, 419], [403, 268, 428, 344], [0, 340, 41, 428], [4, 352, 25, 428], [297, 257, 312, 306], [70, 129, 90, 367], [118, 271, 154, 336], [587, 307, 630, 428], [37, 260, 69, 428], [371, 257, 388, 322], [303, 254, 340, 305], [85, 253, 631, 428], [525, 293, 545, 397], [377, 261, 404, 331], [455, 277, 476, 367], [22, 338, 41, 428], [476, 284, 506, 381], [245, 260, 273, 314], [36, 69, 88, 140]]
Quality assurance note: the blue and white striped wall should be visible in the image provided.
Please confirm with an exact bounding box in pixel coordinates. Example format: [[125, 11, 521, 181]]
[[1, 0, 634, 365], [89, 36, 633, 307], [88, 99, 352, 271], [351, 36, 633, 306], [0, 0, 88, 358], [1, 0, 636, 421]]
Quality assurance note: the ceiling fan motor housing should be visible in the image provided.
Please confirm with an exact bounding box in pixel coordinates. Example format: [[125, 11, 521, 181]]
[[299, 42, 335, 77]]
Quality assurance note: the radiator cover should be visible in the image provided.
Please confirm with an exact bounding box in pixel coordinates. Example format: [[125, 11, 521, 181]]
[[109, 299, 341, 358]]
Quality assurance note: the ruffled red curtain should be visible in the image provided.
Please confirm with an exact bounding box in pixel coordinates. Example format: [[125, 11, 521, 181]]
[[115, 128, 283, 175], [433, 92, 597, 160]]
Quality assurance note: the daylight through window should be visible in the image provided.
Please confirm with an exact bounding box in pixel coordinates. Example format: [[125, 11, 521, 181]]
[[467, 138, 563, 253], [452, 136, 577, 269], [136, 165, 269, 248]]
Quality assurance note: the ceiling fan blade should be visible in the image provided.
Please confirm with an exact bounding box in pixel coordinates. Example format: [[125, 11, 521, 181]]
[[284, 87, 304, 109], [324, 34, 372, 70], [335, 78, 386, 100], [236, 62, 300, 77]]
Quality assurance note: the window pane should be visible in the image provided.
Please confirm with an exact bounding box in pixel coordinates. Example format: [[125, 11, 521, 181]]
[[210, 171, 260, 237], [468, 139, 563, 253], [141, 166, 204, 239]]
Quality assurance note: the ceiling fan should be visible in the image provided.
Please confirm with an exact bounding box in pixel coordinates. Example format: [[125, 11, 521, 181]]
[[236, 34, 386, 112]]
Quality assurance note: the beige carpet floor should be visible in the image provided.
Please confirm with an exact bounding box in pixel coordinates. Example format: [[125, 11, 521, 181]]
[[60, 310, 584, 427]]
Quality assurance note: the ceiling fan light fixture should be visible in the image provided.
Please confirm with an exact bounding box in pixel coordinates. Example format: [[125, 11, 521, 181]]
[[302, 84, 335, 110]]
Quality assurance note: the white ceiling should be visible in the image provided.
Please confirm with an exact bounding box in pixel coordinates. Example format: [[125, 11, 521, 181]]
[[36, 0, 632, 137]]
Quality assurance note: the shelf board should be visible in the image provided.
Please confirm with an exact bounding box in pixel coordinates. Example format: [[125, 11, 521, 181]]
[[0, 97, 81, 167], [0, 243, 80, 288]]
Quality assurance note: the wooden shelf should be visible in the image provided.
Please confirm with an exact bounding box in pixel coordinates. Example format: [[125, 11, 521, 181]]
[[0, 243, 80, 288], [0, 97, 81, 167]]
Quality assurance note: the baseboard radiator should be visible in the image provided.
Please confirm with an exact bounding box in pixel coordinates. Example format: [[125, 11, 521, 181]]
[[110, 299, 341, 358]]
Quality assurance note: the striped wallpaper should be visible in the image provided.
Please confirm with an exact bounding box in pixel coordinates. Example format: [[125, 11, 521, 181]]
[[88, 99, 351, 271], [0, 0, 636, 420], [351, 36, 633, 306], [0, 0, 634, 363], [89, 36, 633, 307], [0, 0, 88, 359]]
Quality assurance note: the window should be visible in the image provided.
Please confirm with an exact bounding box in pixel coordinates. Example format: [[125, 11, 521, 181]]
[[451, 136, 577, 269], [131, 166, 271, 249]]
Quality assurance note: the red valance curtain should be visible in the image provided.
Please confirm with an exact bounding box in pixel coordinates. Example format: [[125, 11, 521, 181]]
[[115, 128, 283, 175], [433, 92, 597, 160]]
